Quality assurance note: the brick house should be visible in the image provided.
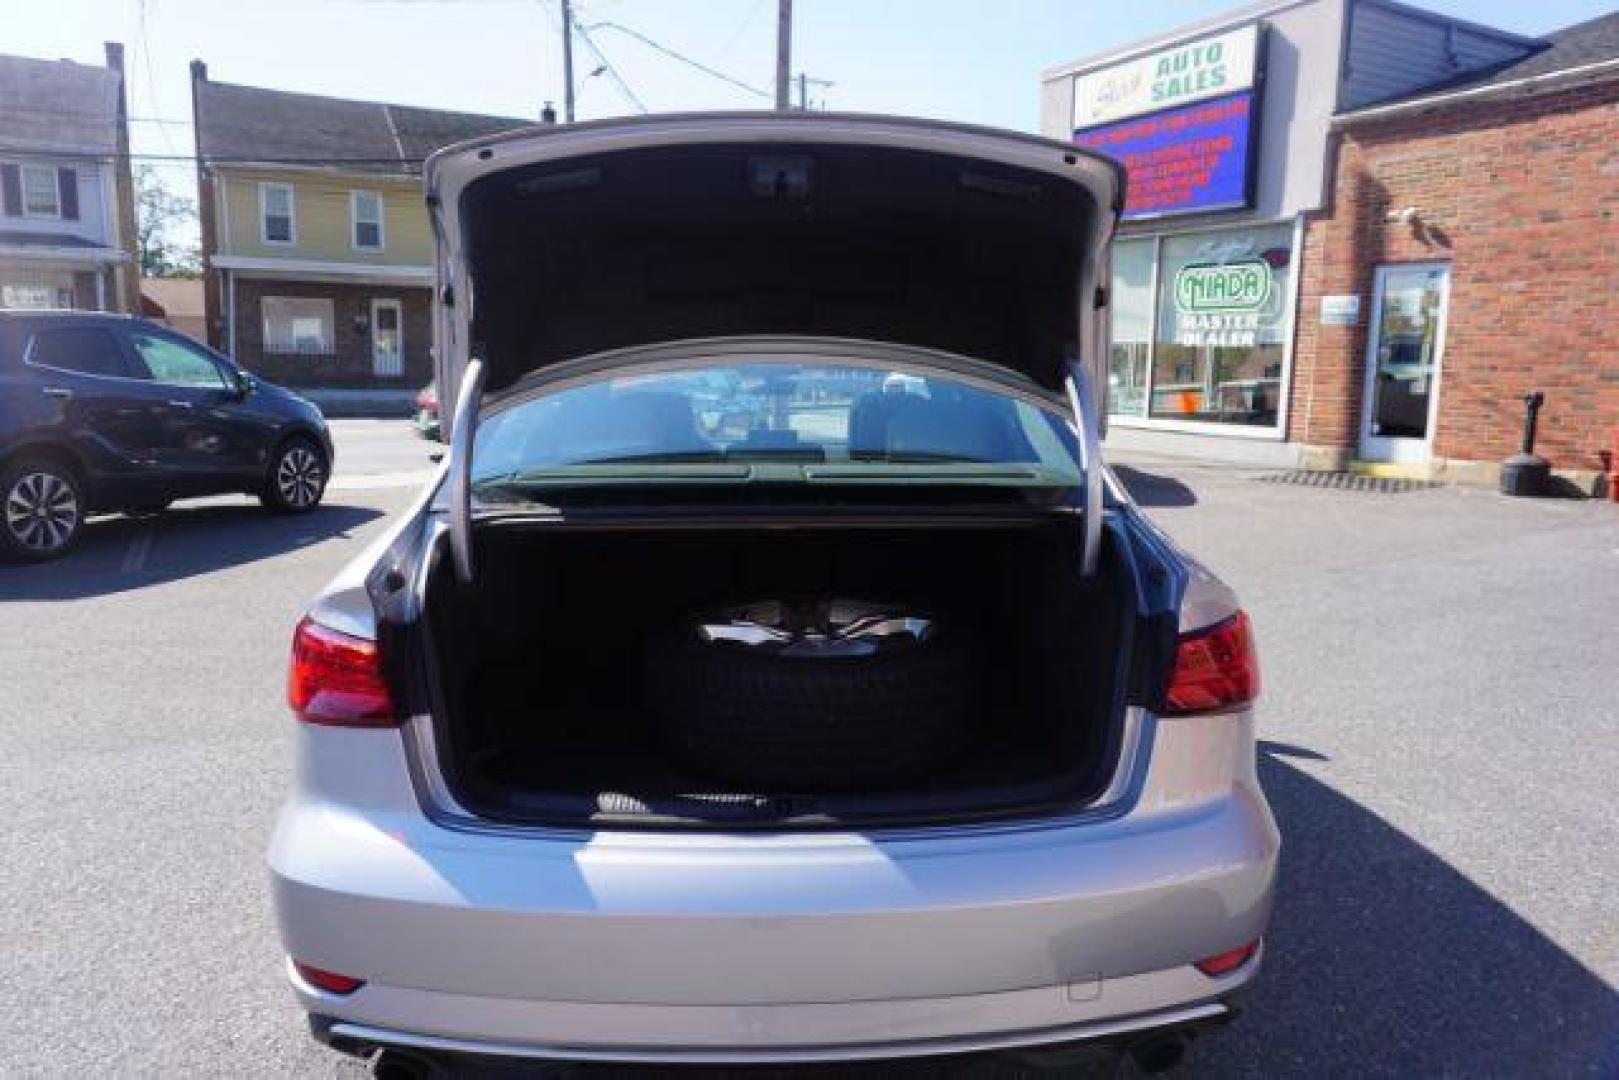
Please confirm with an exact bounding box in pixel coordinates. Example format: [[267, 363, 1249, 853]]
[[0, 44, 139, 313], [190, 63, 528, 392], [1044, 2, 1618, 493], [1291, 14, 1619, 490]]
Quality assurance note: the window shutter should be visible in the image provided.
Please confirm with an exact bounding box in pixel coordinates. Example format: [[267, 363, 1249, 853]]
[[57, 168, 79, 220], [0, 164, 19, 216]]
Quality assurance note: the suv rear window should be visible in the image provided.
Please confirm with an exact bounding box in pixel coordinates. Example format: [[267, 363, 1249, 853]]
[[472, 361, 1081, 495], [27, 327, 128, 378]]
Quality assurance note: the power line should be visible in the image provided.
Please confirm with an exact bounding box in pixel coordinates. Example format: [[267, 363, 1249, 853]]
[[568, 14, 647, 114], [716, 0, 768, 62], [135, 0, 181, 158], [586, 20, 770, 101]]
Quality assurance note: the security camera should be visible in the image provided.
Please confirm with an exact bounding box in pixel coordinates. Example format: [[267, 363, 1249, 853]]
[[1386, 206, 1421, 224]]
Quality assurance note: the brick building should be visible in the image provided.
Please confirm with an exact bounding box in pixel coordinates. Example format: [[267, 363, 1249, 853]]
[[1044, 1, 1618, 493], [1292, 27, 1619, 490]]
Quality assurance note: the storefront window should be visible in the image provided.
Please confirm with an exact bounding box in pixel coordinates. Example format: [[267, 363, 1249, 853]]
[[1107, 239, 1154, 418], [1149, 223, 1292, 427]]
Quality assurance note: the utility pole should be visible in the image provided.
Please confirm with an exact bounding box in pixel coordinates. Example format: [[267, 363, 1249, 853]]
[[795, 73, 832, 110], [561, 0, 576, 122], [774, 0, 792, 111]]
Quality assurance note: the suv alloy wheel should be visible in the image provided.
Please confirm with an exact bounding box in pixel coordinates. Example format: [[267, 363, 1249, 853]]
[[0, 458, 84, 561], [262, 437, 328, 514]]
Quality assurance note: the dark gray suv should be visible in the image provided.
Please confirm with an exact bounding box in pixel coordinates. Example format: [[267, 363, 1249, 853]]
[[0, 311, 332, 560]]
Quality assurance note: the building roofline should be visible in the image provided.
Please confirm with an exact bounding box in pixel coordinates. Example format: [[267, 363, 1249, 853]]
[[1353, 0, 1541, 48], [192, 74, 532, 132], [1335, 51, 1619, 123], [200, 160, 423, 181], [1040, 0, 1540, 83]]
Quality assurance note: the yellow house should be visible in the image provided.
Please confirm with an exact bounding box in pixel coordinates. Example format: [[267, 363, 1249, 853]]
[[191, 62, 528, 391]]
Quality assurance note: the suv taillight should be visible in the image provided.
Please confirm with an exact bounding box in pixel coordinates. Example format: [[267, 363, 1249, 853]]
[[1163, 611, 1259, 715], [287, 616, 397, 727]]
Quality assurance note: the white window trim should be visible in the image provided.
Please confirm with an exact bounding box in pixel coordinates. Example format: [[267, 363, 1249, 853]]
[[350, 190, 385, 252], [20, 163, 61, 219], [259, 181, 296, 246]]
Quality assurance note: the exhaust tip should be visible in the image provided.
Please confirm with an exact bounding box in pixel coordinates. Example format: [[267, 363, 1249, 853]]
[[1131, 1032, 1188, 1074]]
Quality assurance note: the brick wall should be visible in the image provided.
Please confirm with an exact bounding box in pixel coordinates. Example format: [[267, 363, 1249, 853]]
[[1291, 82, 1619, 476], [231, 278, 432, 389]]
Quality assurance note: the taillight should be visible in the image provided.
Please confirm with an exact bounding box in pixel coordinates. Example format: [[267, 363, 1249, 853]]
[[292, 960, 365, 995], [1195, 940, 1259, 977], [287, 616, 397, 727], [1163, 610, 1260, 715]]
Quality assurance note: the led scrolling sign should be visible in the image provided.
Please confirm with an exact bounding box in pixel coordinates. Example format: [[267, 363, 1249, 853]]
[[1071, 24, 1265, 220]]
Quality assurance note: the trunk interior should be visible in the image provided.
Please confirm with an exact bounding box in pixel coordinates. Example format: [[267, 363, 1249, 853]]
[[421, 518, 1134, 828]]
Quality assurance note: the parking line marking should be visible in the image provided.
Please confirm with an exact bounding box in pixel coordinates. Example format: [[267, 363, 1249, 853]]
[[121, 523, 155, 573]]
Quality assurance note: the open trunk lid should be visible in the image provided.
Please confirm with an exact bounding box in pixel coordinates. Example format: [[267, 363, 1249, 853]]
[[425, 114, 1122, 581], [426, 113, 1122, 405]]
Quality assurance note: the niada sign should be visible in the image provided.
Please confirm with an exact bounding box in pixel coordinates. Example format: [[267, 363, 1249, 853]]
[[1173, 260, 1276, 348], [1174, 260, 1271, 312], [1072, 24, 1260, 129]]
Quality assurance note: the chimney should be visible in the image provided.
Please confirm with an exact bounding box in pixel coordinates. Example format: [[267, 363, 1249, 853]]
[[541, 101, 558, 125], [190, 59, 208, 83], [104, 41, 124, 74]]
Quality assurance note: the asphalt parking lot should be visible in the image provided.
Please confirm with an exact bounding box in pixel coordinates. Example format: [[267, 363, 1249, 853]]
[[1, 420, 1615, 1076]]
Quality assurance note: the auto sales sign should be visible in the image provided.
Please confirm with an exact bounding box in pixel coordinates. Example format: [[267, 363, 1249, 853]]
[[1072, 24, 1264, 220]]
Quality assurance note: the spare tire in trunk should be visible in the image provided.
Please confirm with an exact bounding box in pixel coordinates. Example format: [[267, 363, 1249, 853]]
[[646, 599, 979, 791]]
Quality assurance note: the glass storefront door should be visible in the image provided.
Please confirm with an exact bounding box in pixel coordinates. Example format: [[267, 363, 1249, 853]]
[[1360, 264, 1450, 464]]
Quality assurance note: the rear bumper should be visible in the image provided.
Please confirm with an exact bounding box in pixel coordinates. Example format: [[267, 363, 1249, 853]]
[[270, 710, 1278, 1062], [307, 977, 1245, 1065]]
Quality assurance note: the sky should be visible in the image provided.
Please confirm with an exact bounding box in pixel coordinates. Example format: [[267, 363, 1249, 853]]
[[7, 0, 1615, 237]]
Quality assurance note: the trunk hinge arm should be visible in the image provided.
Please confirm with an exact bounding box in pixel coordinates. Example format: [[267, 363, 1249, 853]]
[[1064, 358, 1104, 580], [448, 358, 487, 584]]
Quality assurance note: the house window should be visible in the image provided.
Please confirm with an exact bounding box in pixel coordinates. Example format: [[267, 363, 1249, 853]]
[[0, 268, 75, 310], [260, 183, 295, 244], [21, 164, 60, 218], [352, 191, 384, 251], [262, 297, 335, 355]]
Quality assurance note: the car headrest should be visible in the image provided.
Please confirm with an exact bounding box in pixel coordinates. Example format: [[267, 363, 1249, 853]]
[[847, 392, 893, 459], [542, 389, 709, 462], [883, 394, 1013, 461]]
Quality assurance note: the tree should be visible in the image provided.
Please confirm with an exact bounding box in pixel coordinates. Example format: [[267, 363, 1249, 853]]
[[135, 165, 202, 278]]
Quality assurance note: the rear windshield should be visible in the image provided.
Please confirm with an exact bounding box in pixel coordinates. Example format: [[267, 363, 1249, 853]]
[[471, 362, 1080, 495]]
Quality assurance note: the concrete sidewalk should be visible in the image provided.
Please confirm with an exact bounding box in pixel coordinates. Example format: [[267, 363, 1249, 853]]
[[304, 388, 418, 418]]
